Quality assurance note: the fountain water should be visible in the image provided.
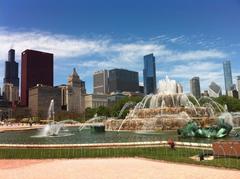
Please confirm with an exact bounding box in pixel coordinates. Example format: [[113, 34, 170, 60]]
[[36, 99, 75, 137], [48, 99, 55, 122], [118, 102, 136, 118], [106, 76, 234, 133], [79, 114, 106, 131]]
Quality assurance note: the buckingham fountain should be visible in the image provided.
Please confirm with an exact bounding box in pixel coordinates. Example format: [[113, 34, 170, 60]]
[[0, 77, 238, 146], [105, 76, 234, 138]]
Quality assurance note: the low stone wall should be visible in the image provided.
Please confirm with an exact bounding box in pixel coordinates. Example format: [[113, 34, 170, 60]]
[[213, 141, 240, 157], [0, 141, 212, 150]]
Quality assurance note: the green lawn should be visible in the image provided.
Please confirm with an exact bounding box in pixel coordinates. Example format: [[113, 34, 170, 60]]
[[0, 147, 239, 170]]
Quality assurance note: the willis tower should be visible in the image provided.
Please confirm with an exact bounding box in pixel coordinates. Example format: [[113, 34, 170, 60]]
[[4, 49, 19, 87]]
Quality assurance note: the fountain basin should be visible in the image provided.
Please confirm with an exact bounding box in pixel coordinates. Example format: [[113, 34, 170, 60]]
[[0, 126, 239, 145], [91, 125, 105, 133]]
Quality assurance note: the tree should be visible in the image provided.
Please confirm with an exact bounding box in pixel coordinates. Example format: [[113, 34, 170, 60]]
[[96, 106, 110, 117], [85, 107, 97, 119], [215, 95, 240, 112], [110, 96, 143, 118]]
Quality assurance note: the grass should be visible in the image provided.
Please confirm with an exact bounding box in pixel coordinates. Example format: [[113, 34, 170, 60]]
[[0, 146, 239, 170]]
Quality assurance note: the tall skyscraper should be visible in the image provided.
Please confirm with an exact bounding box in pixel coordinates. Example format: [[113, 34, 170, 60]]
[[3, 49, 19, 104], [108, 69, 139, 93], [143, 53, 156, 95], [190, 77, 201, 99], [223, 60, 233, 93], [93, 70, 109, 94], [4, 49, 19, 87], [21, 49, 53, 106]]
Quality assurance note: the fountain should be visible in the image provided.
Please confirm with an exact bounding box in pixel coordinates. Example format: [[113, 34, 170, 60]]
[[36, 99, 74, 137], [105, 76, 234, 135]]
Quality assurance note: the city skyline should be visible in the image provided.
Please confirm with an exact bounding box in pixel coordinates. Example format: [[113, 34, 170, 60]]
[[1, 0, 240, 93]]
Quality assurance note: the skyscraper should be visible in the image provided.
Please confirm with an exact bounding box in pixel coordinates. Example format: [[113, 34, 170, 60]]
[[4, 49, 19, 87], [108, 69, 139, 93], [3, 49, 19, 104], [223, 60, 233, 93], [190, 77, 201, 99], [21, 49, 53, 106], [143, 53, 156, 95], [93, 70, 109, 94]]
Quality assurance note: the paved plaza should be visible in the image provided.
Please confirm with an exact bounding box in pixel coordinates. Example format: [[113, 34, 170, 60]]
[[0, 158, 239, 179]]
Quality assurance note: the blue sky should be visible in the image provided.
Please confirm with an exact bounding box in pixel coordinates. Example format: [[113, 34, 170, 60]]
[[0, 0, 240, 93]]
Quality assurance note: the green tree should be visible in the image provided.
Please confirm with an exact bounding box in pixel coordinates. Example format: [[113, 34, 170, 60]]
[[85, 107, 97, 119], [96, 106, 110, 117], [110, 96, 143, 118], [215, 95, 240, 112]]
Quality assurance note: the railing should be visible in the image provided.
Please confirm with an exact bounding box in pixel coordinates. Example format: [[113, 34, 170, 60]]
[[0, 140, 239, 170]]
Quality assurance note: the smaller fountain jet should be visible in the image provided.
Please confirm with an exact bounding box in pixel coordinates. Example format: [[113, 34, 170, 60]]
[[48, 99, 55, 122], [39, 99, 64, 137]]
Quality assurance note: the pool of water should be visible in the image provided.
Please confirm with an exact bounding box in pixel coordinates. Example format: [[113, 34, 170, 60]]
[[0, 126, 239, 144]]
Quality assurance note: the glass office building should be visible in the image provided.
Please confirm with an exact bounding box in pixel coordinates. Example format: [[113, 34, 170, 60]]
[[143, 54, 156, 94], [223, 60, 233, 92], [108, 69, 139, 93]]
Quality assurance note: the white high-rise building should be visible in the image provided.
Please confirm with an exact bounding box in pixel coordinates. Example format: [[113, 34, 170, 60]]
[[208, 82, 222, 98]]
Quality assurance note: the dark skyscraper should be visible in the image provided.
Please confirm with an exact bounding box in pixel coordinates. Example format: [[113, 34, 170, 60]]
[[223, 60, 233, 93], [4, 49, 19, 87], [108, 69, 139, 93], [21, 49, 53, 106], [190, 77, 201, 99], [143, 53, 156, 95]]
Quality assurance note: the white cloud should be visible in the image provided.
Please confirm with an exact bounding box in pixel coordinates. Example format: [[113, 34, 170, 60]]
[[0, 27, 230, 92], [169, 35, 185, 43], [0, 28, 227, 63], [0, 28, 109, 60], [166, 49, 226, 61]]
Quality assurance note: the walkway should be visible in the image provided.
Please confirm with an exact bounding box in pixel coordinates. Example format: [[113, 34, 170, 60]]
[[0, 158, 239, 179]]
